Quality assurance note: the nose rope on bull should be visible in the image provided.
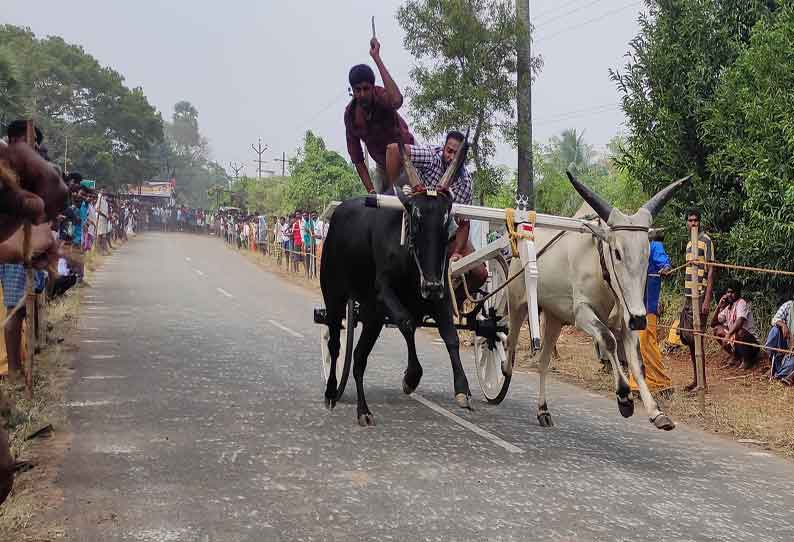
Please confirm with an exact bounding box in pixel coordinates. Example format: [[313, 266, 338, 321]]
[[595, 220, 650, 328]]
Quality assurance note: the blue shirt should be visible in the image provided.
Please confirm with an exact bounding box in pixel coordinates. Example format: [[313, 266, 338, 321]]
[[646, 240, 671, 314]]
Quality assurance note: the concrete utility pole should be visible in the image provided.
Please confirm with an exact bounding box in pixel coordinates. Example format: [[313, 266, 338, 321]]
[[516, 0, 534, 210], [251, 138, 269, 179], [228, 161, 244, 191], [274, 152, 288, 177], [229, 161, 244, 180]]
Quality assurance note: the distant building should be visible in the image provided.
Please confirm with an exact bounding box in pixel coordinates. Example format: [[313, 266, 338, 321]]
[[127, 181, 175, 206]]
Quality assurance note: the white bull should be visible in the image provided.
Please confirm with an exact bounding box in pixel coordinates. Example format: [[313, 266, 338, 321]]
[[507, 172, 688, 431]]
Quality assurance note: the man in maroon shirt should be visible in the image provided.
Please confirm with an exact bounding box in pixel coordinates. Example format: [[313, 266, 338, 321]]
[[345, 36, 414, 194]]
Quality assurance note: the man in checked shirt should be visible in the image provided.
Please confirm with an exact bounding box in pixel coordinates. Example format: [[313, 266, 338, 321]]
[[384, 131, 488, 303]]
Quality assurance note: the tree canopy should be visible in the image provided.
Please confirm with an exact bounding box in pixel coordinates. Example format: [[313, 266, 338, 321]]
[[612, 0, 793, 306], [702, 4, 794, 295], [397, 0, 542, 204], [285, 131, 362, 212], [0, 25, 165, 187]]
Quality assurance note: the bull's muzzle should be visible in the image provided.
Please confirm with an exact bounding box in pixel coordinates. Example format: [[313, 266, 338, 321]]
[[420, 280, 445, 300], [629, 314, 647, 331]]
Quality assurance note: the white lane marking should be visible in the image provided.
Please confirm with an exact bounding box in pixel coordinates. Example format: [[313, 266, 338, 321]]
[[83, 375, 126, 380], [410, 393, 524, 454], [80, 327, 100, 332], [67, 400, 112, 407], [194, 269, 205, 277], [748, 452, 772, 458], [268, 320, 304, 338], [185, 257, 192, 262], [90, 354, 117, 360], [216, 287, 234, 298], [82, 339, 115, 344]]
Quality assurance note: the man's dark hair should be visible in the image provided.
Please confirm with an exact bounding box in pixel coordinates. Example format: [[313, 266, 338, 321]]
[[445, 131, 465, 145], [6, 119, 27, 140], [349, 64, 375, 87], [726, 279, 743, 297], [685, 207, 701, 221], [67, 172, 84, 184]]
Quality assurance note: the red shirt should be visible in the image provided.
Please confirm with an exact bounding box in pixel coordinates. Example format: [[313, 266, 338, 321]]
[[292, 222, 302, 246], [344, 86, 414, 167]]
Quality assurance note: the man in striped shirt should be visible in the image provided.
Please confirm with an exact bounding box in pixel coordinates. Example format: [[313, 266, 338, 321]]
[[679, 208, 716, 390], [382, 131, 487, 304]]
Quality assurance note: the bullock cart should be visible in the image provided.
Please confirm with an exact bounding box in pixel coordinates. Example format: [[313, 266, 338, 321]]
[[315, 196, 595, 405]]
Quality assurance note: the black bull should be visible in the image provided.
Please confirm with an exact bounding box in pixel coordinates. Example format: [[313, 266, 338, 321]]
[[320, 192, 472, 426]]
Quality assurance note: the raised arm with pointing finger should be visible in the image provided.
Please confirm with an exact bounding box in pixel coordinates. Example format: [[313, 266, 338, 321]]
[[344, 36, 414, 194]]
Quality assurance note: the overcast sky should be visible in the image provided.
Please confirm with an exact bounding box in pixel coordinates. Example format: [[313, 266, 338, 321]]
[[3, 0, 644, 177]]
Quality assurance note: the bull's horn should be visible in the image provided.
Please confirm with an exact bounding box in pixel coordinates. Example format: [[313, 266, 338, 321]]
[[398, 142, 422, 188], [566, 170, 613, 221], [438, 129, 470, 189], [642, 175, 692, 218]]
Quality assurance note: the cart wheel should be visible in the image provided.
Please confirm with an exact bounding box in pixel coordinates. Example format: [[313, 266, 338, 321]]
[[474, 254, 514, 404], [321, 299, 357, 400]]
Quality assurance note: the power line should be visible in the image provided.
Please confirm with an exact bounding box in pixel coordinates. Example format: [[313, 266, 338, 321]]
[[534, 0, 603, 27], [534, 105, 621, 128], [533, 0, 583, 19], [534, 103, 620, 122], [288, 90, 349, 140], [534, 1, 643, 42]]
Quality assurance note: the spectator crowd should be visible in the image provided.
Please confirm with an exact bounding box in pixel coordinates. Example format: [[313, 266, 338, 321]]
[[218, 209, 327, 280], [0, 119, 153, 503]]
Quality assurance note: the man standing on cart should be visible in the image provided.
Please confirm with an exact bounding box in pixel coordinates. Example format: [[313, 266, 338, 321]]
[[344, 36, 414, 194]]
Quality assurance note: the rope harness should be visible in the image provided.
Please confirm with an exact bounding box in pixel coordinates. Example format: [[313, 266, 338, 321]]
[[596, 222, 650, 316], [504, 208, 536, 258]]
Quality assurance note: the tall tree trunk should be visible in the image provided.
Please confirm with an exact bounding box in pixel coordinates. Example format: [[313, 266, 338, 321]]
[[471, 113, 485, 205], [516, 0, 533, 209]]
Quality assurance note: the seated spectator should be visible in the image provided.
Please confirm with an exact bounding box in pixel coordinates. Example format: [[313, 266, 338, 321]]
[[765, 298, 794, 385], [711, 280, 760, 369]]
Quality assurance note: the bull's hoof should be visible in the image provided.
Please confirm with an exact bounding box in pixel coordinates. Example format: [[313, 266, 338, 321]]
[[650, 413, 676, 431], [402, 371, 421, 395], [617, 396, 635, 418], [537, 412, 554, 427], [455, 393, 472, 410], [357, 413, 376, 427]]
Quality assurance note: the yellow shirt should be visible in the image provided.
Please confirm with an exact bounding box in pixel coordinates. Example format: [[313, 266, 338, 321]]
[[685, 232, 714, 297]]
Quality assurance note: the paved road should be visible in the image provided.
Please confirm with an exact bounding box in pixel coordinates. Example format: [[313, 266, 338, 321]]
[[62, 233, 794, 542]]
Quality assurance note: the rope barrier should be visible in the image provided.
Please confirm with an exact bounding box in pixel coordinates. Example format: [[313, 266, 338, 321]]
[[657, 321, 794, 357], [649, 259, 793, 278]]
